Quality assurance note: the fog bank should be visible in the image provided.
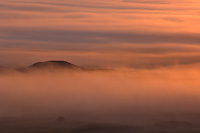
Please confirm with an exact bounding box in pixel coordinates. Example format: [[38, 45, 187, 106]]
[[1, 66, 200, 124]]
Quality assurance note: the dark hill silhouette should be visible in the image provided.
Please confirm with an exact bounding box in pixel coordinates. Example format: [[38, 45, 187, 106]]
[[0, 60, 110, 73], [18, 60, 83, 72], [29, 61, 80, 69]]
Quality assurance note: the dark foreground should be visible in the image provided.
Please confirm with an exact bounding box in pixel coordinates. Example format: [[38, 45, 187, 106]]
[[1, 118, 200, 133]]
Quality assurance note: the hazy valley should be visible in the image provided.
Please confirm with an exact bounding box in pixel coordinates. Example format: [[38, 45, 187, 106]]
[[1, 61, 200, 132]]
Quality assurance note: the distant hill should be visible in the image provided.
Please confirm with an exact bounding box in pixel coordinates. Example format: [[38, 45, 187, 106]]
[[0, 60, 109, 73], [30, 61, 80, 69], [18, 60, 83, 72]]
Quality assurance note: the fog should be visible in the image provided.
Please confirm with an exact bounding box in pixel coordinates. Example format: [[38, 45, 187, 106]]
[[1, 0, 200, 131], [1, 65, 200, 124]]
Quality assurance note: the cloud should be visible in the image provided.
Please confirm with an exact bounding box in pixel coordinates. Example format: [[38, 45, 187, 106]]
[[0, 0, 200, 69], [1, 1, 200, 127], [1, 48, 200, 69], [122, 0, 169, 4], [0, 2, 55, 12], [1, 27, 200, 45]]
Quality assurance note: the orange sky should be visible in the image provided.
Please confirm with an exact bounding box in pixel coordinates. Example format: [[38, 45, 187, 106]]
[[0, 0, 200, 67], [2, 1, 200, 122]]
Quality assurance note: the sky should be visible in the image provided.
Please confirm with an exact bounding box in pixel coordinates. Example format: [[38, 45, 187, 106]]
[[0, 0, 200, 68], [1, 0, 200, 124]]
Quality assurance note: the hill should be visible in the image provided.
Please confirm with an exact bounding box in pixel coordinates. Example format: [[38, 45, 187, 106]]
[[18, 60, 83, 72]]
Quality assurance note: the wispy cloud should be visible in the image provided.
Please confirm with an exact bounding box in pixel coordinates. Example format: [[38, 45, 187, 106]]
[[0, 0, 200, 67]]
